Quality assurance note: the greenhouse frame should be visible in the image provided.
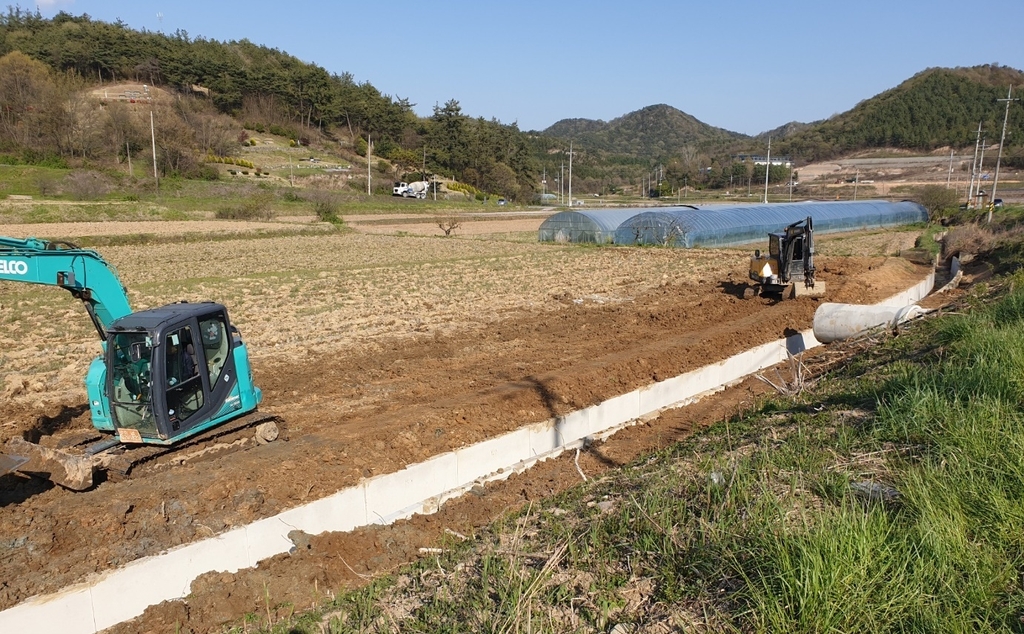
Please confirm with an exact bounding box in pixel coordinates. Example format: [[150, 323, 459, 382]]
[[537, 209, 650, 244], [611, 200, 929, 248]]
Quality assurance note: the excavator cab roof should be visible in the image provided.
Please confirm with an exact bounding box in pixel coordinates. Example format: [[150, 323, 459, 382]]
[[108, 301, 228, 332]]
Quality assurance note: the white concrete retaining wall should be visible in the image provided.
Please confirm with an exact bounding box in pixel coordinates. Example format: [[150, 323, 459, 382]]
[[0, 270, 935, 633]]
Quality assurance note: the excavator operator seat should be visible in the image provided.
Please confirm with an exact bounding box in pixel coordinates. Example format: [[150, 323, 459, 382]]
[[200, 316, 230, 386]]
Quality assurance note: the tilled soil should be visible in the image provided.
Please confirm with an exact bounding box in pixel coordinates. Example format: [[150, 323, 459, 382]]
[[0, 239, 927, 630]]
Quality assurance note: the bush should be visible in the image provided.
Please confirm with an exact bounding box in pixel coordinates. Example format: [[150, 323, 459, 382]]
[[310, 195, 342, 225], [195, 164, 221, 181], [62, 170, 112, 200], [214, 190, 274, 220], [943, 224, 994, 259]]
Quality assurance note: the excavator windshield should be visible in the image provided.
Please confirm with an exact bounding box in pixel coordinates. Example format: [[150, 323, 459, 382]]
[[110, 332, 158, 436]]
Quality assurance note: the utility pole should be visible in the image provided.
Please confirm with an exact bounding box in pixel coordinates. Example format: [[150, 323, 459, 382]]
[[967, 122, 982, 208], [946, 148, 954, 189], [559, 162, 564, 205], [977, 137, 987, 208], [989, 86, 1019, 223], [126, 142, 132, 178], [367, 134, 372, 196], [854, 170, 859, 201], [762, 137, 771, 204], [150, 110, 158, 193], [567, 141, 574, 207]]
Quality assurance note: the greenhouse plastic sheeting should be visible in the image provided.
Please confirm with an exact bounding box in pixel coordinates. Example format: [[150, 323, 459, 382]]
[[612, 200, 928, 248], [538, 209, 649, 244]]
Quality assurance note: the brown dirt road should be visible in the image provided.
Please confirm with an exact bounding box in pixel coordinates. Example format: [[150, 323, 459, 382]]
[[0, 220, 930, 631]]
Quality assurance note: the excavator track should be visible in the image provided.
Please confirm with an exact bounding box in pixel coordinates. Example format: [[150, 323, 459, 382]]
[[102, 412, 285, 481], [4, 411, 284, 490]]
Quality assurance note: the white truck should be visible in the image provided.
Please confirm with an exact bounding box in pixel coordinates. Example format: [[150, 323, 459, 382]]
[[392, 181, 429, 199]]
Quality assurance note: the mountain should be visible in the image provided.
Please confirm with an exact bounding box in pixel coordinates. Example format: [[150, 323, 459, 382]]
[[543, 66, 1024, 168], [772, 65, 1024, 162], [543, 104, 747, 159]]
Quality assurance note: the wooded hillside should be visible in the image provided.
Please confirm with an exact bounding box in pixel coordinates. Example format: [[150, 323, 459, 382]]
[[0, 9, 1020, 199]]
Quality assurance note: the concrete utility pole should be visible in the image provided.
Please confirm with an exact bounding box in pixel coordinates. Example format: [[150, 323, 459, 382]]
[[978, 138, 987, 207], [763, 137, 771, 204], [367, 134, 371, 196], [150, 110, 158, 193], [946, 148, 954, 189], [967, 122, 982, 208], [989, 86, 1019, 223], [567, 141, 574, 207]]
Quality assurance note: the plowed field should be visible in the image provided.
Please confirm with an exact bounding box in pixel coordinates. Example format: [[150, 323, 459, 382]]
[[0, 217, 929, 630]]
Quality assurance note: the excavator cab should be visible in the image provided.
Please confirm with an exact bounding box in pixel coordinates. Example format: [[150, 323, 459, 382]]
[[99, 302, 259, 446]]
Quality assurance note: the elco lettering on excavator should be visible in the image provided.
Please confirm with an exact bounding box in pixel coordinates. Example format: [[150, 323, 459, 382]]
[[0, 260, 28, 275]]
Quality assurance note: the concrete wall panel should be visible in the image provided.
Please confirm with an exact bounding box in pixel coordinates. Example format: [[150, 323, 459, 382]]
[[365, 452, 459, 524], [455, 428, 531, 483], [91, 527, 249, 629], [0, 587, 93, 634], [275, 485, 368, 536]]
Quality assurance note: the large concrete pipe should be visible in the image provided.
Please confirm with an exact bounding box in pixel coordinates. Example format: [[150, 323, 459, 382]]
[[813, 302, 926, 343]]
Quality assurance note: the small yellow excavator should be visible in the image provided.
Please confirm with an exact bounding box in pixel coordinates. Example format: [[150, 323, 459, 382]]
[[748, 217, 825, 299]]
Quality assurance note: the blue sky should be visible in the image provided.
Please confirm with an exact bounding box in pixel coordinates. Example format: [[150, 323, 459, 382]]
[[29, 0, 1024, 135]]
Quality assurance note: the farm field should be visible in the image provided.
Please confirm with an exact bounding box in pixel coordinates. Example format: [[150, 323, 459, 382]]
[[0, 215, 930, 628]]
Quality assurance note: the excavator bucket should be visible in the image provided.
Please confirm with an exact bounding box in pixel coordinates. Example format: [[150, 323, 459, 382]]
[[0, 453, 28, 477], [4, 438, 96, 490], [793, 281, 826, 298]]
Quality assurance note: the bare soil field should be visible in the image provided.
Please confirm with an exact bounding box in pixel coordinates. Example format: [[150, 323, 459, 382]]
[[796, 151, 1023, 202], [0, 216, 929, 630]]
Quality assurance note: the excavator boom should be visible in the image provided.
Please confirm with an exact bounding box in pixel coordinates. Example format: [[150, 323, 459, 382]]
[[0, 237, 131, 338]]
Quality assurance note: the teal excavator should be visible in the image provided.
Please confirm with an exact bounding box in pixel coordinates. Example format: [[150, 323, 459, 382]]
[[0, 236, 272, 489]]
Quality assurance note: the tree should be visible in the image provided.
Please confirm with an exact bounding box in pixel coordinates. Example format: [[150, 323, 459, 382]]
[[429, 99, 469, 178], [0, 51, 54, 148], [916, 185, 960, 218]]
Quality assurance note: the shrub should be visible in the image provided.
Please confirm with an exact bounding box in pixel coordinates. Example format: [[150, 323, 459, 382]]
[[62, 170, 113, 200], [195, 164, 220, 181], [35, 175, 58, 195], [310, 194, 342, 225], [214, 190, 274, 221], [943, 224, 994, 259]]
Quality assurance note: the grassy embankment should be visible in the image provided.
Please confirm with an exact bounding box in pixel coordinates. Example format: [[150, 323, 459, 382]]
[[230, 213, 1024, 633]]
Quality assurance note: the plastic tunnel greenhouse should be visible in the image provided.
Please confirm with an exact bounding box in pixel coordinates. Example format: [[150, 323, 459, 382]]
[[537, 209, 647, 244], [612, 200, 928, 248]]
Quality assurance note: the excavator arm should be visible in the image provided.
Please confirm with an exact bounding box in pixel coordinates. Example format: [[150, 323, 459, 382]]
[[0, 236, 132, 339]]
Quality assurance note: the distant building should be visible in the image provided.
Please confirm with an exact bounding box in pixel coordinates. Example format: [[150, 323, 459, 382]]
[[733, 154, 792, 168]]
